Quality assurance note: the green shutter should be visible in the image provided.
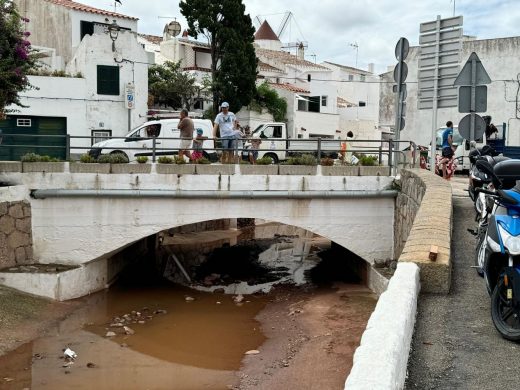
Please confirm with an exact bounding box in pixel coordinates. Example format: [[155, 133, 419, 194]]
[[97, 65, 120, 95]]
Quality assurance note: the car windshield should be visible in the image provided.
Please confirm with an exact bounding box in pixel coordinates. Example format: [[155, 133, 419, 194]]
[[436, 128, 463, 148]]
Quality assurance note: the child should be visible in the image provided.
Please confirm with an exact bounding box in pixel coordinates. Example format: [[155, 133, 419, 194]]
[[248, 135, 262, 164], [191, 128, 206, 161]]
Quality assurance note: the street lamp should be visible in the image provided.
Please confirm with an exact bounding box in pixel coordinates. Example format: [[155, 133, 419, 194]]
[[106, 20, 121, 52]]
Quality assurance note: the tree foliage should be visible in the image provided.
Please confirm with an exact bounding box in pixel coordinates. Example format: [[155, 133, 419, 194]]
[[251, 82, 287, 122], [0, 0, 38, 118], [180, 0, 258, 117], [148, 61, 198, 110]]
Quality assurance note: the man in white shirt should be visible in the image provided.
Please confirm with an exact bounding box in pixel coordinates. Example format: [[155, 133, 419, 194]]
[[213, 102, 238, 164]]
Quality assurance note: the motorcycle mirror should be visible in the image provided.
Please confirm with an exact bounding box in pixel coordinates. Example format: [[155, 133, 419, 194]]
[[476, 160, 503, 188]]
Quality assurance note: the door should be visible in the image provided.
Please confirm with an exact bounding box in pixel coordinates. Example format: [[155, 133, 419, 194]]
[[0, 115, 67, 161], [129, 124, 161, 158], [259, 125, 285, 159]]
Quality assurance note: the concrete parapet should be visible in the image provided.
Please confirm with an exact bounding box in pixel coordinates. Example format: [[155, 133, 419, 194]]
[[345, 262, 420, 390], [397, 169, 452, 294]]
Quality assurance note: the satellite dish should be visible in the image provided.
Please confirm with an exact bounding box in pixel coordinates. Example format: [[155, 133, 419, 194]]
[[163, 20, 181, 40]]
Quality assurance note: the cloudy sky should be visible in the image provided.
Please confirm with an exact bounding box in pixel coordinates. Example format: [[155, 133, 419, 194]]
[[81, 0, 519, 73]]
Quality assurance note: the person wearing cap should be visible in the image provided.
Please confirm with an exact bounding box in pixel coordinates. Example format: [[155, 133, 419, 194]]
[[191, 128, 206, 161], [177, 109, 194, 161], [213, 102, 238, 164]]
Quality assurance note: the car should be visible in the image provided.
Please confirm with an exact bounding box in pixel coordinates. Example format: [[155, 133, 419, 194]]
[[88, 119, 217, 161]]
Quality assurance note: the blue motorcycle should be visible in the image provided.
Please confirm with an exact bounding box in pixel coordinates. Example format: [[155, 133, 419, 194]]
[[475, 159, 520, 340]]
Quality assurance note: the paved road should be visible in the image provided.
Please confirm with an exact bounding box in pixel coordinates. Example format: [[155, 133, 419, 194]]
[[405, 178, 520, 389]]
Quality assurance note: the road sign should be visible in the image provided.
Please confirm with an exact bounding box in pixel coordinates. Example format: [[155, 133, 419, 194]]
[[395, 38, 409, 61], [454, 52, 491, 86], [458, 113, 486, 141], [393, 62, 408, 83], [459, 86, 487, 112], [125, 83, 135, 110], [420, 15, 463, 33], [394, 37, 409, 140]]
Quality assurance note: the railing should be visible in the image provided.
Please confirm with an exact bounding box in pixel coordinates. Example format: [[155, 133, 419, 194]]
[[0, 133, 417, 169]]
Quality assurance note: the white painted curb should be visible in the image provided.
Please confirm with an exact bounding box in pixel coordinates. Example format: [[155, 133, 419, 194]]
[[345, 262, 420, 390]]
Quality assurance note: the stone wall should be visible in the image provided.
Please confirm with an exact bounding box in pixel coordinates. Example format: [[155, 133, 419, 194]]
[[0, 201, 33, 268], [394, 170, 427, 259]]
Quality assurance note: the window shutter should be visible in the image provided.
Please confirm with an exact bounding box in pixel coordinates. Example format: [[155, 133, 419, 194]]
[[97, 65, 120, 95]]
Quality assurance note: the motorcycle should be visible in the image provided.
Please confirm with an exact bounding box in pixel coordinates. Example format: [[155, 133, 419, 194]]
[[474, 159, 520, 341]]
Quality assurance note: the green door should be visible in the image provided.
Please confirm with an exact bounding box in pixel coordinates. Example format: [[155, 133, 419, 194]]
[[0, 116, 67, 161]]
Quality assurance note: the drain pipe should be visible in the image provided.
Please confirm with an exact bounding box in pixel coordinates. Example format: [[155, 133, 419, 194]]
[[31, 189, 398, 200]]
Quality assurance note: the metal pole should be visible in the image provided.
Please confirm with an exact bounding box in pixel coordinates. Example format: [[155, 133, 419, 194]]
[[470, 58, 477, 141], [152, 136, 157, 163], [430, 15, 441, 172], [66, 134, 71, 161], [317, 137, 322, 160], [388, 140, 393, 169], [127, 108, 131, 133]]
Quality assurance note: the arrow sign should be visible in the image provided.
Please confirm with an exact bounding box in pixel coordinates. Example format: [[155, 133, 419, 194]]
[[454, 52, 491, 86]]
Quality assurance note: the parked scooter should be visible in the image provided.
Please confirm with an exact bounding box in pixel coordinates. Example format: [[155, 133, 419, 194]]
[[474, 159, 520, 341]]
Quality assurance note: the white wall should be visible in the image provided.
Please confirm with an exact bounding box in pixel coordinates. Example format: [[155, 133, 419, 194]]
[[294, 110, 340, 138]]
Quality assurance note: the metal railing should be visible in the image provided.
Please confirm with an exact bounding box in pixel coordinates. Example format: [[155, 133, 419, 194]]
[[0, 133, 417, 168]]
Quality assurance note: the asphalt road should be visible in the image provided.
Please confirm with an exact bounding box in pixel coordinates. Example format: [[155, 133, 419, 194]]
[[405, 184, 520, 389]]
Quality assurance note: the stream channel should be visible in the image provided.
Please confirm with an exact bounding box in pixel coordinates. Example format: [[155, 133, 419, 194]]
[[0, 222, 377, 390]]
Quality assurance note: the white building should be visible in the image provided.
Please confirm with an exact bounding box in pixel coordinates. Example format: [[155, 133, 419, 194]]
[[380, 35, 520, 147], [2, 0, 149, 160]]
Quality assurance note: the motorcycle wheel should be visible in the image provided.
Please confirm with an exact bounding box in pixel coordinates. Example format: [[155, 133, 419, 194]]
[[491, 276, 520, 341]]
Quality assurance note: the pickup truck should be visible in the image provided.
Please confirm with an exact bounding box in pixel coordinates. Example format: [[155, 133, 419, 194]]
[[248, 122, 341, 163]]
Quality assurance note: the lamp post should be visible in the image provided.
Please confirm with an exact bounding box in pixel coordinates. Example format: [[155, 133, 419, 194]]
[[106, 20, 120, 52]]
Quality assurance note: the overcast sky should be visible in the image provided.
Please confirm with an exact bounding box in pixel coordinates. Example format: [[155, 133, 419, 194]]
[[81, 0, 519, 73]]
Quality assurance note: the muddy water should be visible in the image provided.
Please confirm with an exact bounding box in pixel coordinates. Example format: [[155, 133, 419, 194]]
[[0, 286, 266, 390]]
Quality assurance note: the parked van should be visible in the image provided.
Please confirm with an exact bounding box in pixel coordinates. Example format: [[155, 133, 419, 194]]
[[435, 126, 486, 171], [89, 119, 217, 161]]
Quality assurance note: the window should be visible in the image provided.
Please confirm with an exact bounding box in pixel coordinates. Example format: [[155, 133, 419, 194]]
[[360, 75, 366, 82], [97, 65, 120, 95], [80, 21, 94, 41], [358, 101, 366, 107], [17, 118, 31, 127], [92, 130, 111, 145], [194, 98, 204, 110], [321, 96, 328, 107], [308, 96, 321, 113], [297, 99, 308, 112], [348, 75, 354, 81], [261, 126, 282, 138]]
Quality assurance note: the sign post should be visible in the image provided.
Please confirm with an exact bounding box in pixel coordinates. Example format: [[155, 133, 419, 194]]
[[393, 37, 409, 142], [418, 15, 463, 172], [125, 82, 135, 133], [454, 52, 491, 141]]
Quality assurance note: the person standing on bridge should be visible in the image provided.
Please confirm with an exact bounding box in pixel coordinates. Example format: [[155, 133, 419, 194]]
[[213, 102, 238, 164], [178, 109, 194, 161]]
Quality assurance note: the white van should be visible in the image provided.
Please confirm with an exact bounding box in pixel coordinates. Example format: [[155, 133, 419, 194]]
[[435, 126, 486, 171], [88, 119, 217, 162]]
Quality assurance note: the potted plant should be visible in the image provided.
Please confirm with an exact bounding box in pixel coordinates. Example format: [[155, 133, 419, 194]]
[[69, 154, 110, 173], [21, 153, 65, 173], [239, 156, 278, 175], [156, 155, 195, 174], [279, 154, 318, 175], [109, 153, 151, 174], [320, 156, 359, 176], [358, 154, 390, 176]]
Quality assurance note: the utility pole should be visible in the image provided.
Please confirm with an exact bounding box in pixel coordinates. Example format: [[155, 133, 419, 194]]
[[349, 42, 359, 68], [451, 0, 456, 16]]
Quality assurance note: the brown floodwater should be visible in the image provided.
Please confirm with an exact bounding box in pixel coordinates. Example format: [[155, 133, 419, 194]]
[[0, 285, 267, 390]]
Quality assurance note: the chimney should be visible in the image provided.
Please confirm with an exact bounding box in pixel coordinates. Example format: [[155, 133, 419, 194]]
[[182, 29, 189, 38], [297, 42, 305, 60], [368, 63, 375, 74]]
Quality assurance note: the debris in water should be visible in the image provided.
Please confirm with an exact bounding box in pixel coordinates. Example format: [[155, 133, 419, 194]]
[[138, 320, 145, 324], [123, 326, 135, 335], [216, 301, 222, 305], [185, 297, 195, 302], [110, 323, 124, 327], [105, 331, 116, 337], [245, 350, 260, 355], [3, 378, 14, 382], [63, 348, 77, 361], [120, 343, 128, 348], [87, 362, 97, 368], [233, 294, 244, 304], [154, 309, 168, 314]]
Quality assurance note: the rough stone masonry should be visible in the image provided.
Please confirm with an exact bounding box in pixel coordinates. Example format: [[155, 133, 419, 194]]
[[0, 201, 33, 268]]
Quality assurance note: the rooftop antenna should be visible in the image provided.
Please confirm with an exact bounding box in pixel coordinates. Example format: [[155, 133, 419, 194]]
[[305, 53, 317, 63], [112, 0, 122, 13], [451, 0, 456, 16], [349, 42, 359, 68]]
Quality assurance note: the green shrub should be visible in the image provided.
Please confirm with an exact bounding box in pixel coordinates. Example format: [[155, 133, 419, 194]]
[[136, 156, 149, 164], [358, 154, 379, 166], [174, 156, 186, 165], [320, 157, 334, 166], [79, 154, 96, 163], [256, 156, 273, 165], [97, 154, 112, 164], [196, 157, 211, 164], [283, 154, 317, 166], [20, 153, 60, 162], [109, 153, 129, 164], [158, 156, 174, 164]]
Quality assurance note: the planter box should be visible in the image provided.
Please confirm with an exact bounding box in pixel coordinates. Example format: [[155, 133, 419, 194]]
[[359, 166, 391, 176], [239, 164, 278, 175], [22, 162, 65, 173], [321, 165, 359, 176], [196, 164, 235, 175], [69, 163, 110, 174], [0, 161, 22, 173], [279, 165, 317, 175], [111, 163, 152, 174], [156, 164, 196, 175]]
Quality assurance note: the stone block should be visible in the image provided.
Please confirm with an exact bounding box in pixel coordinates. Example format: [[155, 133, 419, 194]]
[[111, 163, 152, 174], [0, 161, 22, 172], [320, 165, 359, 176], [156, 164, 196, 175], [0, 215, 15, 234], [359, 166, 391, 176], [7, 231, 30, 249], [196, 164, 235, 175], [23, 204, 31, 218], [15, 218, 32, 233], [69, 163, 111, 174], [22, 162, 65, 173], [25, 245, 33, 261], [15, 247, 26, 263], [239, 164, 279, 175], [0, 202, 8, 215], [278, 165, 317, 175], [8, 203, 24, 219]]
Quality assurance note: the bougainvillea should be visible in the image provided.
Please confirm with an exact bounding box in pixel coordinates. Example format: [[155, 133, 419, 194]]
[[0, 0, 38, 118]]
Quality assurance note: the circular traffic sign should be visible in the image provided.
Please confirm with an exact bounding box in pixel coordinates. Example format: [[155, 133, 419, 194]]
[[458, 114, 486, 141], [393, 62, 408, 83], [395, 37, 410, 61]]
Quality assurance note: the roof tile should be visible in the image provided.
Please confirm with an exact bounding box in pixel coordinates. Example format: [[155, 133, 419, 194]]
[[269, 82, 310, 94], [44, 0, 138, 20]]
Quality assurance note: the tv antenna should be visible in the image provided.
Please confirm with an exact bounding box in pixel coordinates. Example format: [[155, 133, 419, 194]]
[[349, 42, 359, 68]]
